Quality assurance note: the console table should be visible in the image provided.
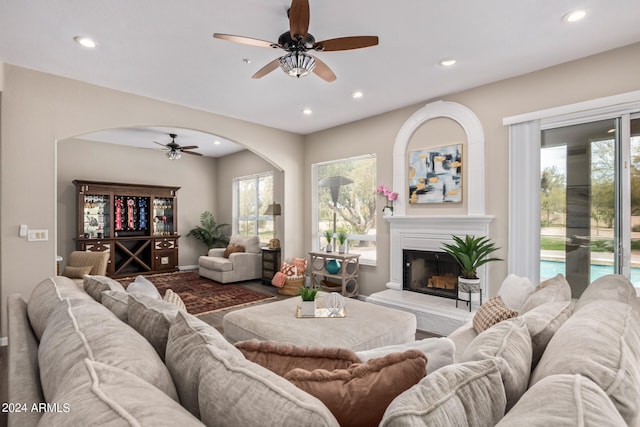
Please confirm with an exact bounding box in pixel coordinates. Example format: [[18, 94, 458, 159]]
[[308, 251, 360, 297]]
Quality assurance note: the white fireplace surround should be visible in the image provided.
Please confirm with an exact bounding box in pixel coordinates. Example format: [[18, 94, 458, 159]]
[[366, 100, 495, 335]]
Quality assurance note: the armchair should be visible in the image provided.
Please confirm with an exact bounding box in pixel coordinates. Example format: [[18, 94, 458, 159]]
[[198, 235, 262, 283], [62, 250, 110, 286]]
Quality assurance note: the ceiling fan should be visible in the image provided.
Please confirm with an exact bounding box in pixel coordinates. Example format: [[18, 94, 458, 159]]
[[213, 0, 379, 82], [153, 133, 202, 160]]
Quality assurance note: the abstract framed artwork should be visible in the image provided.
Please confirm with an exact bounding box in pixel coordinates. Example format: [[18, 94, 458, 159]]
[[408, 144, 462, 204]]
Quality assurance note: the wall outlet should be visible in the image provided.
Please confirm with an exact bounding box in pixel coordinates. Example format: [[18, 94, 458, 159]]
[[27, 229, 48, 242]]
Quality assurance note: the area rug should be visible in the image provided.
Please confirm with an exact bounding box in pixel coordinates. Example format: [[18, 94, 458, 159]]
[[117, 271, 276, 316]]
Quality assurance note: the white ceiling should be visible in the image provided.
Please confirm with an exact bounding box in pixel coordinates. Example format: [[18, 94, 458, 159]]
[[2, 1, 640, 156]]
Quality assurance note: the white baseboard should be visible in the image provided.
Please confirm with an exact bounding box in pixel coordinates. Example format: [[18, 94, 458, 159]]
[[0, 337, 7, 347], [178, 265, 199, 272]]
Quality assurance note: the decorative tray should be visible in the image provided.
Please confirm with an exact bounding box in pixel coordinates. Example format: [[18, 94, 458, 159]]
[[295, 306, 346, 318]]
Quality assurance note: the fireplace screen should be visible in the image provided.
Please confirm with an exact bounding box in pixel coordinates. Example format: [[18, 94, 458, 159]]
[[403, 250, 460, 299]]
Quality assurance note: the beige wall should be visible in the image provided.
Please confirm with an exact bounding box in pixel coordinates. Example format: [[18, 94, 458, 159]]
[[304, 42, 640, 297], [0, 64, 304, 336], [57, 138, 219, 267]]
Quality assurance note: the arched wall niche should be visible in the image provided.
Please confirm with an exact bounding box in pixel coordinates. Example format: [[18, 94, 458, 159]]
[[392, 100, 486, 216]]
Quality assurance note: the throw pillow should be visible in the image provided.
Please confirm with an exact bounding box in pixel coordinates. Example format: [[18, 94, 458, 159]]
[[163, 288, 186, 311], [271, 271, 287, 288], [380, 359, 506, 427], [127, 293, 181, 361], [280, 262, 298, 277], [61, 265, 93, 279], [126, 275, 161, 300], [83, 275, 125, 302], [519, 273, 571, 313], [520, 300, 572, 369], [472, 296, 518, 333], [496, 274, 534, 312], [223, 243, 245, 258], [355, 337, 455, 373], [235, 339, 361, 377], [100, 290, 129, 322], [284, 350, 427, 427], [292, 257, 308, 274]]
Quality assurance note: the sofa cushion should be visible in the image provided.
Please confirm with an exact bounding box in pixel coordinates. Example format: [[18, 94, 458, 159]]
[[473, 296, 518, 333], [83, 275, 125, 302], [163, 288, 186, 311], [62, 265, 92, 279], [380, 358, 506, 427], [573, 273, 640, 313], [530, 300, 640, 425], [230, 234, 261, 254], [284, 350, 427, 427], [224, 243, 245, 258], [27, 276, 93, 340], [235, 339, 361, 377], [39, 359, 204, 427], [166, 311, 338, 425], [126, 275, 162, 299], [198, 255, 233, 271], [520, 300, 572, 369], [496, 374, 627, 427], [38, 298, 178, 402], [461, 317, 532, 411], [100, 290, 129, 322], [355, 336, 455, 373], [127, 293, 180, 361], [447, 321, 478, 362], [496, 274, 534, 312], [519, 274, 571, 313]]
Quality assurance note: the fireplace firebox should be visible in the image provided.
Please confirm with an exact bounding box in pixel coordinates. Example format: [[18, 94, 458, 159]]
[[403, 249, 460, 299]]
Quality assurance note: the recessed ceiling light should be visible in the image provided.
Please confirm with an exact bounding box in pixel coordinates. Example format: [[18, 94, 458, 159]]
[[73, 36, 98, 48], [351, 91, 364, 99], [439, 59, 457, 67], [302, 108, 313, 115], [214, 140, 221, 145], [242, 58, 252, 64], [562, 10, 587, 23]]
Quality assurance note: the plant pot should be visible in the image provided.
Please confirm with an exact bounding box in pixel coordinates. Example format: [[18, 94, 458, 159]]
[[338, 244, 345, 254], [300, 300, 316, 317], [382, 206, 394, 217], [457, 277, 481, 302], [325, 244, 333, 253]]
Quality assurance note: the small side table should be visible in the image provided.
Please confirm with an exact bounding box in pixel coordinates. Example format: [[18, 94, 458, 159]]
[[308, 251, 360, 297], [261, 247, 281, 285]]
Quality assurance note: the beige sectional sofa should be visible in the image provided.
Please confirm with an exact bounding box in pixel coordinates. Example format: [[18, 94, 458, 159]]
[[7, 273, 640, 426]]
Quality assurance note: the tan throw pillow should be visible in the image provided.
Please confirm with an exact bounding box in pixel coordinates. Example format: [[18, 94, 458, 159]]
[[62, 265, 93, 279], [101, 290, 129, 322], [223, 243, 245, 258], [472, 296, 518, 333], [84, 275, 125, 302], [519, 273, 571, 313], [284, 350, 427, 427], [235, 339, 361, 377], [163, 289, 186, 311]]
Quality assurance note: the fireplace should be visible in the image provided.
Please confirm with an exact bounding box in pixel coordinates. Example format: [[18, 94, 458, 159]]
[[403, 250, 460, 299]]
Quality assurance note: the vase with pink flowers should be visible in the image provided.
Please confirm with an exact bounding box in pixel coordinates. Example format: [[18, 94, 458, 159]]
[[376, 184, 399, 217]]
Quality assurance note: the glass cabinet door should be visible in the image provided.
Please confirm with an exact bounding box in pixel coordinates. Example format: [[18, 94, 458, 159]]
[[82, 194, 110, 238], [153, 197, 174, 235]]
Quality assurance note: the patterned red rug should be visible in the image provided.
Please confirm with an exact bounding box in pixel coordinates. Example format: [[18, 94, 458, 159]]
[[117, 271, 276, 316]]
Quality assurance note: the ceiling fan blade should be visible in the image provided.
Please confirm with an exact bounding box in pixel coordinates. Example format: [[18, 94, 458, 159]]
[[152, 141, 168, 147], [178, 145, 199, 150], [182, 150, 203, 156], [314, 36, 379, 52], [312, 57, 336, 82], [289, 0, 310, 38], [213, 33, 278, 49], [252, 58, 281, 79]]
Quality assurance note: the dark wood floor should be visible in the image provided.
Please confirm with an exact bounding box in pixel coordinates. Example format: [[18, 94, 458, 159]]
[[0, 280, 437, 427]]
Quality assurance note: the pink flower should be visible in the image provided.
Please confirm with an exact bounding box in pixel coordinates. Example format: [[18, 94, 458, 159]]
[[388, 192, 398, 201], [376, 184, 389, 194]]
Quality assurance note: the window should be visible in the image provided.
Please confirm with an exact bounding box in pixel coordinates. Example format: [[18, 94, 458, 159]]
[[233, 172, 273, 241], [312, 155, 377, 265]]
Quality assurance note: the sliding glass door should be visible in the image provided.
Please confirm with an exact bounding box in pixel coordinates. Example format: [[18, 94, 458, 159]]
[[540, 118, 627, 297]]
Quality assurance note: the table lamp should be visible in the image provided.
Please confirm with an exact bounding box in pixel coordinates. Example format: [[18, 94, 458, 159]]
[[264, 202, 282, 249]]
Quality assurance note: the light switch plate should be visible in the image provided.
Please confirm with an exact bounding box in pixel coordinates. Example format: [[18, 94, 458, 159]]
[[28, 229, 48, 242]]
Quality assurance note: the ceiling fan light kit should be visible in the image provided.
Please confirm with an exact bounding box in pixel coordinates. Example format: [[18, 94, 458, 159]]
[[153, 133, 202, 160], [213, 0, 378, 82]]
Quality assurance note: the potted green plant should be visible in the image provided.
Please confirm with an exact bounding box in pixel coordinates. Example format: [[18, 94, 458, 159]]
[[441, 235, 502, 302], [323, 230, 334, 253], [336, 229, 348, 254], [187, 211, 230, 251], [298, 286, 319, 317]]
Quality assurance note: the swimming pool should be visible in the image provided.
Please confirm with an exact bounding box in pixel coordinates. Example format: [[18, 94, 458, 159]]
[[540, 260, 640, 283]]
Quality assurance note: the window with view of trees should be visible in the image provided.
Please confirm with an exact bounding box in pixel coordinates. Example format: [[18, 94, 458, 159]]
[[313, 155, 377, 265], [234, 172, 273, 241]]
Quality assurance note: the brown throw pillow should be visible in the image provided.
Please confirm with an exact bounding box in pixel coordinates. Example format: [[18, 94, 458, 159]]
[[235, 339, 360, 377], [223, 244, 245, 258], [284, 350, 427, 427], [473, 296, 518, 333], [62, 265, 93, 279]]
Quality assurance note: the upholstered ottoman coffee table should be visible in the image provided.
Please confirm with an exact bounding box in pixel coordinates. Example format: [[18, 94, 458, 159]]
[[223, 293, 417, 351]]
